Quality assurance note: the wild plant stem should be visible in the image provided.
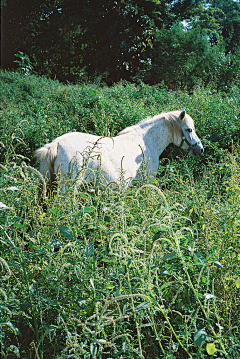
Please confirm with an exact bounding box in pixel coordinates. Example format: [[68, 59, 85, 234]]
[[151, 292, 193, 359], [175, 238, 229, 357], [3, 230, 42, 359], [149, 310, 165, 355], [127, 270, 143, 358]]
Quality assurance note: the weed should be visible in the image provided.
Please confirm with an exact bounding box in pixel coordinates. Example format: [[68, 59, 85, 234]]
[[0, 71, 240, 358]]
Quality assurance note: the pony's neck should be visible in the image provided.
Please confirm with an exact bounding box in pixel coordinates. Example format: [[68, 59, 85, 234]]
[[139, 115, 174, 156]]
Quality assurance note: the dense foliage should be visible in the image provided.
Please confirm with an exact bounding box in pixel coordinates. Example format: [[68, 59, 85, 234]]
[[2, 0, 240, 88], [0, 71, 240, 358]]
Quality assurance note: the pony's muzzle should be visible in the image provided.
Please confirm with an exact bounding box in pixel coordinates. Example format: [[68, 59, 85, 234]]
[[191, 145, 204, 156]]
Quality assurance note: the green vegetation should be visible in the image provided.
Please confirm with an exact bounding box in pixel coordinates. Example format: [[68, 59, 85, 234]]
[[0, 71, 240, 358], [2, 0, 240, 88]]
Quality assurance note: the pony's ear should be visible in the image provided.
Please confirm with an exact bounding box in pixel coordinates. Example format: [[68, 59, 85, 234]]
[[180, 108, 186, 120]]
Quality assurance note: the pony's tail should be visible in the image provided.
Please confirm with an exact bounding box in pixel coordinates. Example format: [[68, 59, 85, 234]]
[[34, 141, 58, 191]]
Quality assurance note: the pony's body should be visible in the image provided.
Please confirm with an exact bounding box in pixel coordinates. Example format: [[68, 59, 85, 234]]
[[35, 110, 204, 189]]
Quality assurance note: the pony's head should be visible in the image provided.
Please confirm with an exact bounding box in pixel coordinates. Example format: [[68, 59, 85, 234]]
[[176, 109, 204, 156]]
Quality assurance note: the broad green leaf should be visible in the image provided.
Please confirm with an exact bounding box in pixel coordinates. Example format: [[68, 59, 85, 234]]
[[51, 208, 62, 216], [82, 206, 94, 214], [122, 258, 132, 267], [89, 90, 99, 96], [20, 302, 31, 311], [194, 328, 207, 347], [150, 178, 158, 185], [101, 257, 118, 264], [58, 225, 73, 240], [126, 258, 132, 267], [153, 230, 162, 242], [153, 227, 168, 242], [163, 252, 176, 261], [236, 278, 240, 288], [85, 241, 94, 259], [194, 253, 206, 267], [14, 222, 27, 231], [135, 302, 150, 312], [11, 217, 21, 222], [160, 270, 170, 276], [107, 285, 115, 289], [160, 281, 171, 291], [214, 261, 223, 268], [90, 343, 98, 357], [90, 278, 95, 289], [79, 192, 89, 199], [206, 343, 217, 355]]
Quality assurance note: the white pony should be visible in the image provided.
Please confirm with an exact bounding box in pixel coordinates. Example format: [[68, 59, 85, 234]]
[[34, 109, 204, 190]]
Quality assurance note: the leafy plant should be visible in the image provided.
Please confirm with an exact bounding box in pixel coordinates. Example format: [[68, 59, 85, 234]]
[[14, 51, 33, 75], [0, 71, 240, 358]]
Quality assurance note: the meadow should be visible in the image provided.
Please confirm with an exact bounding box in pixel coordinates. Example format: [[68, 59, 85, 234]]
[[0, 70, 240, 358]]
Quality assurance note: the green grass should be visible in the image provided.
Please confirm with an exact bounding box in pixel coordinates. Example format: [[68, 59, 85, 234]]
[[0, 70, 240, 358]]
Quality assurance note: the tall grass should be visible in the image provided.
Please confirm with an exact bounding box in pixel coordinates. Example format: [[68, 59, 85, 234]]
[[1, 70, 240, 162], [0, 71, 240, 358]]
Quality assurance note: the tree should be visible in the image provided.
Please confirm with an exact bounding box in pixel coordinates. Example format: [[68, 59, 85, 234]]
[[143, 23, 219, 88], [2, 0, 170, 81], [210, 0, 240, 53], [1, 0, 240, 86]]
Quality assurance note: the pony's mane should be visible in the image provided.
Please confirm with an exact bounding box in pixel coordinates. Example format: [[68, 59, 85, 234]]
[[117, 111, 180, 136]]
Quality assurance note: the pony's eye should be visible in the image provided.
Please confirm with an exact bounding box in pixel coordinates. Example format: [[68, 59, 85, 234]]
[[187, 128, 192, 133]]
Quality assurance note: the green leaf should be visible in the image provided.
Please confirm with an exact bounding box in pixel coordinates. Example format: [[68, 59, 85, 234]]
[[11, 217, 22, 222], [101, 256, 118, 264], [153, 227, 168, 242], [214, 261, 223, 268], [90, 343, 98, 357], [51, 208, 62, 216], [163, 252, 176, 261], [90, 278, 95, 289], [20, 302, 31, 311], [14, 222, 27, 231], [206, 342, 217, 355], [160, 270, 169, 276], [49, 240, 63, 249], [194, 253, 206, 267], [194, 328, 207, 347], [153, 230, 162, 242], [79, 192, 89, 199], [85, 241, 94, 259], [236, 278, 240, 288], [58, 225, 73, 240], [126, 258, 132, 267], [135, 302, 150, 312], [82, 206, 94, 214]]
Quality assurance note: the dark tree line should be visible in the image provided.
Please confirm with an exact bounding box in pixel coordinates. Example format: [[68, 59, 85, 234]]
[[1, 0, 240, 88]]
